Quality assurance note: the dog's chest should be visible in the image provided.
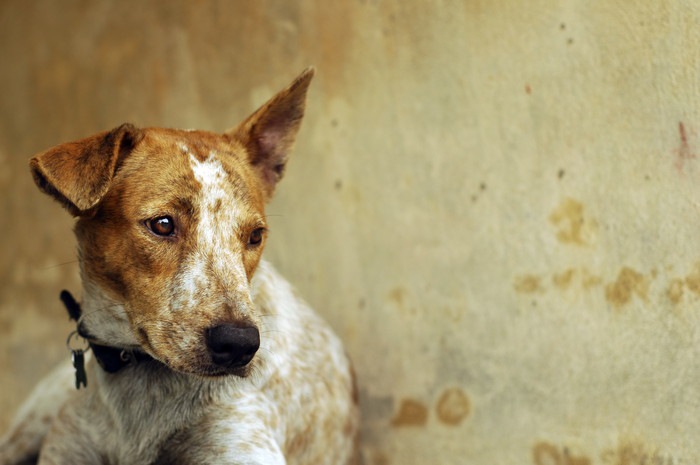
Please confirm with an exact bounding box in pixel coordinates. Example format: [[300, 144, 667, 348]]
[[94, 365, 224, 464]]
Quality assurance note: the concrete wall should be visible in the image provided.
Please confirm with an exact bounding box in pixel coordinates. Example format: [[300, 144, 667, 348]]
[[1, 1, 699, 463]]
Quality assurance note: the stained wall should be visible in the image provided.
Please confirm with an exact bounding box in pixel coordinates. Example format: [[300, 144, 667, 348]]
[[1, 1, 700, 464]]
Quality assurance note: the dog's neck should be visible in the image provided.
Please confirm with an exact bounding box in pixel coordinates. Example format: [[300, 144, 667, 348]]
[[78, 277, 141, 349]]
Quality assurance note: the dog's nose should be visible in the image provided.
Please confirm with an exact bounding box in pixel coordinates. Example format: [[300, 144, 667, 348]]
[[205, 324, 260, 368]]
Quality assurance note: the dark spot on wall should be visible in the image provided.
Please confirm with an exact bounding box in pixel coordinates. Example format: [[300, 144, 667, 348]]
[[525, 84, 532, 95], [604, 267, 648, 309], [391, 398, 428, 427], [560, 23, 566, 30], [331, 119, 339, 127], [435, 387, 470, 426], [552, 269, 575, 290], [532, 442, 591, 465], [514, 274, 542, 294], [684, 262, 700, 296], [549, 198, 596, 245], [558, 169, 565, 179], [666, 278, 684, 304], [335, 179, 343, 190], [567, 38, 574, 45], [388, 286, 415, 315], [533, 442, 561, 465], [388, 287, 405, 304]]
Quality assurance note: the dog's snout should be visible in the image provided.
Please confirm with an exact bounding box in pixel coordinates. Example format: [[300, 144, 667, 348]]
[[206, 324, 260, 368]]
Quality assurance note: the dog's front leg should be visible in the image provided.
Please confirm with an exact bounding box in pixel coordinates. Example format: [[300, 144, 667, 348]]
[[154, 394, 287, 465], [155, 422, 287, 465]]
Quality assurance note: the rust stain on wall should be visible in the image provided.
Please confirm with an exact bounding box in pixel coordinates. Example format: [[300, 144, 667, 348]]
[[549, 198, 597, 246], [552, 269, 576, 290], [683, 262, 700, 296], [541, 262, 700, 309], [664, 262, 700, 305], [391, 398, 428, 427], [388, 286, 407, 305], [600, 439, 675, 465], [604, 267, 649, 309], [387, 286, 417, 316], [532, 442, 591, 465], [514, 274, 543, 293], [516, 268, 603, 297], [674, 121, 696, 172], [666, 278, 684, 304], [435, 387, 470, 426], [533, 441, 561, 465]]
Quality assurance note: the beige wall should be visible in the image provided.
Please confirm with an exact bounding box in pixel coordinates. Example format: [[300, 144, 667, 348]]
[[2, 1, 699, 463]]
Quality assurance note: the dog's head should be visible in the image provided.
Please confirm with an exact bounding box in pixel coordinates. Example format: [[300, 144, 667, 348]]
[[29, 69, 314, 377]]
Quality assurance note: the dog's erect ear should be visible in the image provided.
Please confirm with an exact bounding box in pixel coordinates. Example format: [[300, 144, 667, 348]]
[[227, 67, 315, 199], [29, 123, 142, 217]]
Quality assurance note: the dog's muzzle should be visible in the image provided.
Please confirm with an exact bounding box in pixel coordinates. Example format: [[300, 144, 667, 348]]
[[205, 324, 260, 369]]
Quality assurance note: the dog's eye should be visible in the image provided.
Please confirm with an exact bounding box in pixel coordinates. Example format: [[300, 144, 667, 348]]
[[147, 216, 175, 237], [248, 227, 265, 246]]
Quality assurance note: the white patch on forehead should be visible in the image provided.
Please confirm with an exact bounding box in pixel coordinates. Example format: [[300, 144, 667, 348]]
[[190, 153, 226, 188], [189, 152, 234, 246], [168, 152, 250, 315], [190, 152, 226, 186]]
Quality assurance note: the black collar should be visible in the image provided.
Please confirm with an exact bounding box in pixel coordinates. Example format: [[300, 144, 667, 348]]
[[61, 289, 155, 374], [89, 342, 155, 374]]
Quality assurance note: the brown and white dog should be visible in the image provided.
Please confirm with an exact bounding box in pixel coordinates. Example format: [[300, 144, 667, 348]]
[[0, 68, 359, 465]]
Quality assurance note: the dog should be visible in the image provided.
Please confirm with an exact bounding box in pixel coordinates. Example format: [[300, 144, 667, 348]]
[[0, 68, 359, 465]]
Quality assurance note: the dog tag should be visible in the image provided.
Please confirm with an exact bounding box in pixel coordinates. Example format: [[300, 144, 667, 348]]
[[72, 349, 87, 389]]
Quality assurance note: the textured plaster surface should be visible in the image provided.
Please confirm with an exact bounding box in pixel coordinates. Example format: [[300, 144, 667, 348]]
[[1, 1, 700, 464]]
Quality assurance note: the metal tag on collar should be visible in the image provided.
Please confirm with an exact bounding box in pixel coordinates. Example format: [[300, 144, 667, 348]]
[[67, 330, 90, 389], [72, 350, 87, 389]]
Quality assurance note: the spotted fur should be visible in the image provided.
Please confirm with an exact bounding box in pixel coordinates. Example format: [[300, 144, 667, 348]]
[[0, 68, 359, 465]]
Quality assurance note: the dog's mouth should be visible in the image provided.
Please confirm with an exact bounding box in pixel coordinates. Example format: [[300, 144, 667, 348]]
[[156, 354, 258, 379], [198, 363, 256, 378]]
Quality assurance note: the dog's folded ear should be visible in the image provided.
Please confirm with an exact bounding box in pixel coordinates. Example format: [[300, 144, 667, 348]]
[[29, 123, 142, 217], [227, 67, 315, 199]]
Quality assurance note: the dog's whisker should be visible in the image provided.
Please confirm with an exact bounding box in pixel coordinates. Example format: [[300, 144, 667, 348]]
[[260, 330, 283, 335], [255, 347, 274, 357], [78, 304, 121, 319], [41, 260, 80, 270]]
